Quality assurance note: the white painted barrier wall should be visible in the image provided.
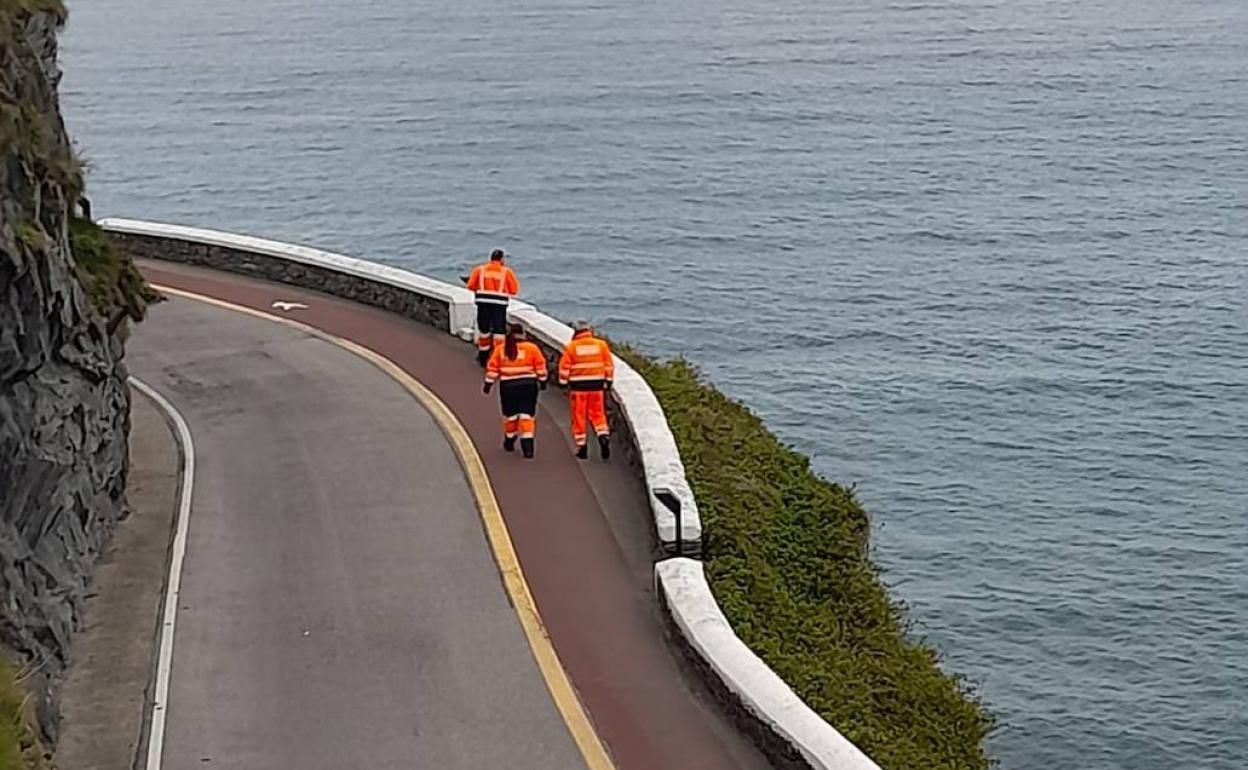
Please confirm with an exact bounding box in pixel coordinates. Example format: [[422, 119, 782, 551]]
[[656, 558, 883, 770], [101, 218, 482, 337], [103, 219, 879, 768], [100, 218, 702, 552]]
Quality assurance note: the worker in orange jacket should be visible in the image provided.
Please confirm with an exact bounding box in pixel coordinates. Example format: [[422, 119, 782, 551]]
[[558, 321, 614, 460], [465, 249, 520, 366], [484, 323, 548, 458]]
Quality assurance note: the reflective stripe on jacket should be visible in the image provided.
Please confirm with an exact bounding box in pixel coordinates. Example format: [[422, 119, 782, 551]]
[[558, 331, 614, 389], [467, 263, 519, 305], [485, 341, 549, 383]]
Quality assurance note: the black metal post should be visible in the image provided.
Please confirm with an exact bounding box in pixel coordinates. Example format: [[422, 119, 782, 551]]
[[656, 489, 683, 557]]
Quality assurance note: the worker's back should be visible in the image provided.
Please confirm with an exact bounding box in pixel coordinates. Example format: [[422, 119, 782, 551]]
[[467, 261, 519, 304], [487, 341, 548, 381], [466, 251, 519, 364], [559, 331, 614, 389], [558, 326, 614, 460]]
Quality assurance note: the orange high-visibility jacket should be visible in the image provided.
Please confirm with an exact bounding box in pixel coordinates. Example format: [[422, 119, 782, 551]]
[[485, 341, 548, 383], [558, 330, 614, 390], [466, 262, 519, 305]]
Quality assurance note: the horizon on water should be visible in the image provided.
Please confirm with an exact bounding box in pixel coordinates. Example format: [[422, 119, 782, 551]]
[[59, 0, 1245, 768]]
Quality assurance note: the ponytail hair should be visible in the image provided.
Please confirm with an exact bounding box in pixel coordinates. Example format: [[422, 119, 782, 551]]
[[505, 323, 524, 360]]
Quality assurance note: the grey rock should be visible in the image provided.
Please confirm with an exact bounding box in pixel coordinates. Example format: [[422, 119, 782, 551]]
[[1, 9, 130, 742]]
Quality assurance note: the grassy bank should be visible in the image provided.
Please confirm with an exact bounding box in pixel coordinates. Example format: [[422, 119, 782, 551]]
[[3, 0, 155, 328], [0, 660, 46, 770], [68, 216, 160, 329], [619, 350, 993, 770]]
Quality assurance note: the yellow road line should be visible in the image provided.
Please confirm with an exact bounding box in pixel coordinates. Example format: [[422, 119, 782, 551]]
[[153, 284, 615, 770]]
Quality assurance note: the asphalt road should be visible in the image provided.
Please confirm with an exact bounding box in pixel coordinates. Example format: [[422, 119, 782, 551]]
[[133, 260, 774, 770], [128, 297, 589, 769]]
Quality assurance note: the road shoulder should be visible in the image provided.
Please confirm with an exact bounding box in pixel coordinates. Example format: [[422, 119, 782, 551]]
[[55, 387, 179, 770]]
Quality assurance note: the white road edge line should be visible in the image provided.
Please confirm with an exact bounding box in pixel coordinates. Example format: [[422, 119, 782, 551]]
[[129, 376, 196, 770]]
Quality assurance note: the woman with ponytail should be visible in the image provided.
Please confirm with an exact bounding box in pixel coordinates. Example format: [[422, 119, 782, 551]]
[[482, 323, 548, 458]]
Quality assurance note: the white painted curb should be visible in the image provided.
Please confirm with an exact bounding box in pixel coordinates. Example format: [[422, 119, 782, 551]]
[[128, 377, 195, 770], [655, 558, 882, 770], [100, 218, 701, 553]]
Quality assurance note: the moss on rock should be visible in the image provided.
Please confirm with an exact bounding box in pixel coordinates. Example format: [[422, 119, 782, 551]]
[[2, 0, 153, 753], [69, 215, 161, 329]]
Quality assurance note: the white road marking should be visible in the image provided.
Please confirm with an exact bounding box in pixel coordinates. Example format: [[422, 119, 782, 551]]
[[271, 300, 308, 311], [130, 377, 196, 770]]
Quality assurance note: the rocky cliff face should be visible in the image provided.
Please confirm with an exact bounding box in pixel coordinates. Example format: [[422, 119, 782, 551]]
[[0, 3, 133, 739]]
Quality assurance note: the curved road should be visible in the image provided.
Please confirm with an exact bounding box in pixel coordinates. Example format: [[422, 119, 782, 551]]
[[131, 260, 772, 770], [130, 296, 588, 769]]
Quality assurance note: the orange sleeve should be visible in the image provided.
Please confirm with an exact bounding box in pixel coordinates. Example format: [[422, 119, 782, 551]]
[[601, 340, 615, 381], [466, 265, 481, 292], [505, 268, 519, 296], [531, 344, 548, 379], [485, 346, 501, 382], [558, 342, 573, 383]]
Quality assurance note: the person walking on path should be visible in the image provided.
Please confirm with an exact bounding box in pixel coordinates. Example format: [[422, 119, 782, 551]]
[[558, 321, 614, 460], [484, 323, 548, 458], [465, 249, 520, 366]]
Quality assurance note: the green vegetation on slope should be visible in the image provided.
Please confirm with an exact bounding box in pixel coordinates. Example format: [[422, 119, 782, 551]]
[[0, 659, 47, 770], [0, 0, 65, 23], [619, 350, 993, 770], [2, 4, 154, 765], [68, 216, 160, 329], [2, 1, 156, 327], [0, 1, 76, 193], [0, 0, 65, 46]]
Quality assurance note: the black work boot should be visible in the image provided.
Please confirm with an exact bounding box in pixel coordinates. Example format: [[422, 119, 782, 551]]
[[575, 444, 588, 460], [503, 436, 516, 452], [598, 435, 611, 460], [521, 438, 535, 459]]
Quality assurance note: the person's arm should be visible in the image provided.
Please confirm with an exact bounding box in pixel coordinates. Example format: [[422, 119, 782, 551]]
[[533, 345, 549, 384], [483, 348, 499, 393], [602, 341, 615, 388], [526, 344, 546, 386], [505, 269, 519, 297], [466, 266, 481, 292], [557, 344, 572, 386]]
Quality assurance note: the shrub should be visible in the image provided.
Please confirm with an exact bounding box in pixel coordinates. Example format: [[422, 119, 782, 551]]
[[0, 658, 47, 770], [68, 216, 160, 329], [619, 349, 994, 770]]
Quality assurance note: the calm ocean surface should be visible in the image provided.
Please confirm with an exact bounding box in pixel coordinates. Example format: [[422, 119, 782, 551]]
[[60, 1, 1246, 767]]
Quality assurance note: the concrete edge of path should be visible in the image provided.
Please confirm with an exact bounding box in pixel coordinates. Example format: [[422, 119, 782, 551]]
[[150, 284, 616, 770]]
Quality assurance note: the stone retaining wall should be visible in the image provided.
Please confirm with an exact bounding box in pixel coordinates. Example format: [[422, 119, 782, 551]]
[[107, 231, 455, 334]]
